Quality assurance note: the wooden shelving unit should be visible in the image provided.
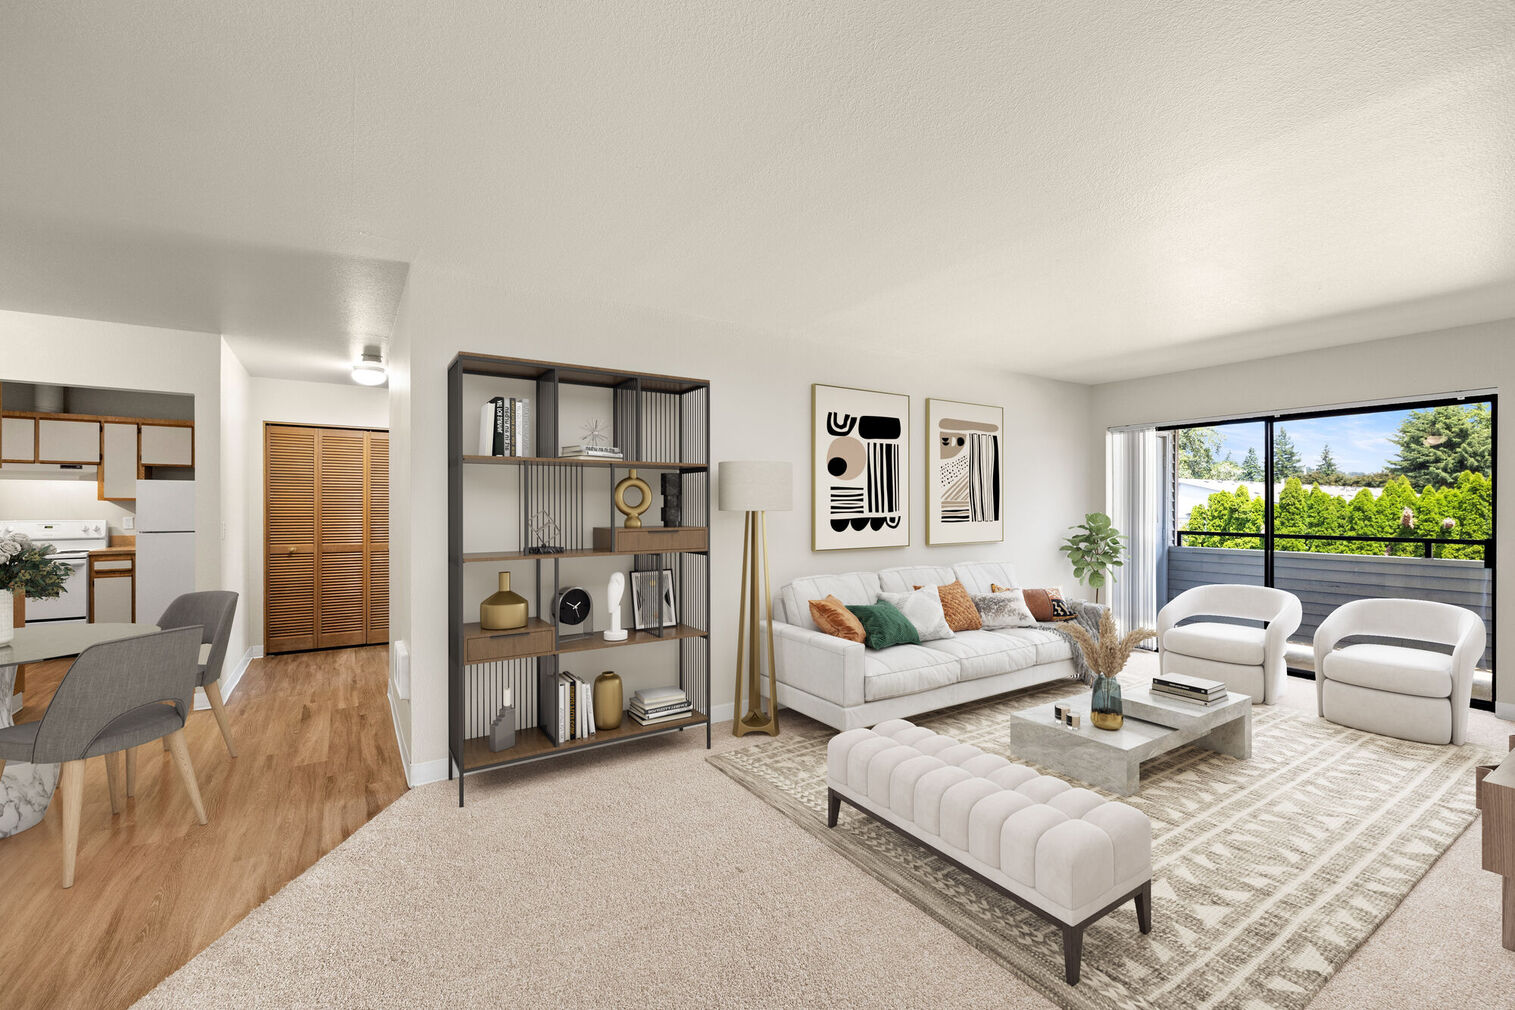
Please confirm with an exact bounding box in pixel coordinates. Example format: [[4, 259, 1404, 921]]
[[448, 353, 712, 804]]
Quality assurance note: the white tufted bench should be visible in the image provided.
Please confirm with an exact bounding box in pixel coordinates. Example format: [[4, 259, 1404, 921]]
[[826, 718, 1153, 984]]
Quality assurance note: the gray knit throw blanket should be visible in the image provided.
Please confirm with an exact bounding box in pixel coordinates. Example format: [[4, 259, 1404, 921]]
[[1035, 599, 1106, 684]]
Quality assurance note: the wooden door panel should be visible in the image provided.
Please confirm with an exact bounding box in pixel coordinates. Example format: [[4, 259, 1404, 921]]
[[266, 553, 316, 652], [366, 550, 389, 644], [317, 553, 367, 648], [366, 432, 390, 643]]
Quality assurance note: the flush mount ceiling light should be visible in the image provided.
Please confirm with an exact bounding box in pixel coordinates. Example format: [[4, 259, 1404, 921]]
[[351, 349, 387, 386]]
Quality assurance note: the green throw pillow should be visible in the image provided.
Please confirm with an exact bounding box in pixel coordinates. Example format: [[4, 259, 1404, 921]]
[[846, 601, 921, 650]]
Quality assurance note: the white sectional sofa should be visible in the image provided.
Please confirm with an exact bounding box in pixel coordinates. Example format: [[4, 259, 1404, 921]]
[[767, 562, 1101, 731]]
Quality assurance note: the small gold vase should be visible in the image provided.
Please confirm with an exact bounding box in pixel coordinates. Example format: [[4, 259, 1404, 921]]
[[593, 671, 623, 729], [479, 571, 528, 630]]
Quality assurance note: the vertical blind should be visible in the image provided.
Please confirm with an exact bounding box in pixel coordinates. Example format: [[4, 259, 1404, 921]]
[[1106, 427, 1160, 640]]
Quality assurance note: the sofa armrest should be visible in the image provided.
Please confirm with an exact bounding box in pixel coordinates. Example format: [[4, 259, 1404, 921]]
[[765, 620, 865, 708]]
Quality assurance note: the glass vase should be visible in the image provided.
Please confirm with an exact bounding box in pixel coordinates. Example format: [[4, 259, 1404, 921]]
[[1090, 674, 1123, 731]]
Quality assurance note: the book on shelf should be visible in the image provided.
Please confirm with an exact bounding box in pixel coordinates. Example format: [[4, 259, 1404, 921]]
[[630, 699, 693, 719], [479, 397, 505, 456], [633, 686, 688, 707], [514, 398, 531, 456], [559, 445, 624, 459], [628, 707, 694, 726]]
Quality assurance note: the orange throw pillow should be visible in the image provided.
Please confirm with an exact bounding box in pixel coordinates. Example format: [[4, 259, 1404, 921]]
[[1001, 585, 1077, 622], [809, 595, 866, 643], [913, 581, 981, 632]]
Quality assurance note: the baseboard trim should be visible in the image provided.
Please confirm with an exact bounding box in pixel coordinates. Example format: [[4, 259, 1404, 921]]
[[1496, 701, 1515, 723], [385, 682, 450, 788], [408, 757, 451, 786], [710, 701, 734, 724], [194, 645, 260, 711]]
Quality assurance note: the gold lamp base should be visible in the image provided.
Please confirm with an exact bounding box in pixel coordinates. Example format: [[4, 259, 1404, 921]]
[[732, 510, 779, 737]]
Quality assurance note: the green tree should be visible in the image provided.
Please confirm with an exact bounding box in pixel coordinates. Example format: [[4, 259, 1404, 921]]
[[1273, 426, 1303, 479], [1315, 444, 1341, 482], [1344, 489, 1380, 556], [1305, 486, 1346, 553], [1210, 453, 1242, 482], [1177, 426, 1224, 479], [1375, 476, 1420, 556], [1274, 477, 1308, 552], [1239, 446, 1263, 481], [1386, 404, 1492, 487]]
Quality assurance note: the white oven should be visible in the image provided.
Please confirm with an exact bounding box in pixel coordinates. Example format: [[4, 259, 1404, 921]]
[[0, 520, 110, 624]]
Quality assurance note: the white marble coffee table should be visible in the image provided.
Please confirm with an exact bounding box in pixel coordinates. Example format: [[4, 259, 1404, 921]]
[[1008, 684, 1252, 796]]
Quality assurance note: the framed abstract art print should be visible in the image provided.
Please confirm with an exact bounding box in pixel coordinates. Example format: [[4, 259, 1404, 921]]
[[812, 384, 909, 551], [925, 398, 1003, 545]]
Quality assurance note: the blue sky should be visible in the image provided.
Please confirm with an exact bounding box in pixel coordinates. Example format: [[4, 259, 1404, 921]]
[[1210, 409, 1412, 475]]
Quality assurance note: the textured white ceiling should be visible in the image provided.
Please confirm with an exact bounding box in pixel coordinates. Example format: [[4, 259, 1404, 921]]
[[1, 2, 1511, 382]]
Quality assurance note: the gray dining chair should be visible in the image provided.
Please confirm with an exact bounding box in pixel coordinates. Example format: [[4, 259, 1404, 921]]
[[0, 626, 207, 888], [125, 591, 239, 798]]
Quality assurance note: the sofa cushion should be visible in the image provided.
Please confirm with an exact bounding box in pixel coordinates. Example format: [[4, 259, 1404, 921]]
[[922, 629, 1039, 681], [847, 602, 920, 651], [995, 627, 1075, 665], [973, 589, 1036, 629], [809, 595, 866, 643], [879, 565, 957, 594], [778, 572, 882, 630], [916, 581, 982, 633], [1322, 643, 1454, 699], [879, 588, 955, 643], [954, 561, 1019, 596], [1163, 621, 1267, 666], [863, 645, 961, 701]]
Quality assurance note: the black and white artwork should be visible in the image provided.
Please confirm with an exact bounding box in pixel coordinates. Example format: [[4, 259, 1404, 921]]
[[812, 384, 909, 551], [926, 398, 1003, 545], [631, 568, 677, 629]]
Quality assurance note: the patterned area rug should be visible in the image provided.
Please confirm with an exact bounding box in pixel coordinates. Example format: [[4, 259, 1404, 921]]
[[708, 682, 1491, 1010]]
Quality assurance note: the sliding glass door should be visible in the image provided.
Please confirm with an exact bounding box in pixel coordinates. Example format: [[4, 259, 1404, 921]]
[[1162, 397, 1496, 707]]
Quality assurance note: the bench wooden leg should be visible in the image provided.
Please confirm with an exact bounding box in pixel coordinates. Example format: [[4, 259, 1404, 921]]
[[1061, 924, 1084, 985], [827, 789, 841, 828], [1135, 880, 1152, 934]]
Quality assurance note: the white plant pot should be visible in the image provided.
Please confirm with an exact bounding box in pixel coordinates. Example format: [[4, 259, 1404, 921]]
[[0, 588, 12, 646]]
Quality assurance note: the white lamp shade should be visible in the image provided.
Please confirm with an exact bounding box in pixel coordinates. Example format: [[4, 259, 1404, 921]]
[[718, 460, 793, 512]]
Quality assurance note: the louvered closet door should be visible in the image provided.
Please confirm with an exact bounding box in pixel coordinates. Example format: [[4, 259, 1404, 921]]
[[265, 426, 319, 653], [315, 429, 369, 648], [366, 432, 390, 644]]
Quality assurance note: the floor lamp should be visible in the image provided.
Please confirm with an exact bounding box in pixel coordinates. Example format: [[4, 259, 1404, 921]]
[[718, 460, 792, 737]]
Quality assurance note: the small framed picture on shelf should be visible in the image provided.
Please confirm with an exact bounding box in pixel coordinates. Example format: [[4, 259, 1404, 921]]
[[631, 568, 676, 630]]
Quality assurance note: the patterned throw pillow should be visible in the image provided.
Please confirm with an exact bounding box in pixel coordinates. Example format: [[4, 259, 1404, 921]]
[[912, 580, 982, 632], [846, 601, 921, 650], [808, 595, 866, 643], [972, 589, 1037, 629], [996, 584, 1078, 622], [878, 588, 955, 642]]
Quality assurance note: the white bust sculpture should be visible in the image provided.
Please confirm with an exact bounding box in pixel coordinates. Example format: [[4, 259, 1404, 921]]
[[604, 572, 628, 641]]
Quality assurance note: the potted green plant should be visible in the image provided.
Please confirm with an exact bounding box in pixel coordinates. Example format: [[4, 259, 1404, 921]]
[[0, 532, 73, 645], [1060, 512, 1126, 604]]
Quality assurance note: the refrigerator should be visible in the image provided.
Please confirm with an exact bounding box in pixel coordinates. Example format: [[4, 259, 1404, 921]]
[[135, 480, 196, 625]]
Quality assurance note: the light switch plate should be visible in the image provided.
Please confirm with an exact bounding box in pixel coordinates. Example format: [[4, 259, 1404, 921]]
[[122, 515, 135, 530]]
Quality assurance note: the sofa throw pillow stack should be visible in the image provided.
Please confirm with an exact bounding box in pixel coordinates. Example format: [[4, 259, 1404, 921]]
[[911, 581, 981, 632], [808, 595, 866, 643], [993, 583, 1078, 622], [878, 588, 955, 642], [846, 602, 921, 650], [972, 589, 1037, 629]]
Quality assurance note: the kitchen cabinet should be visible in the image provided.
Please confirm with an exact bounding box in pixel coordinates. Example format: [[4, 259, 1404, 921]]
[[139, 422, 193, 467], [100, 422, 139, 500], [1, 416, 37, 462], [88, 552, 136, 623], [37, 418, 101, 464]]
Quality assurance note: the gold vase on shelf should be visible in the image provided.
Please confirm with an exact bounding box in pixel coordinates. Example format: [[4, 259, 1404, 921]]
[[593, 671, 623, 730], [479, 572, 528, 630]]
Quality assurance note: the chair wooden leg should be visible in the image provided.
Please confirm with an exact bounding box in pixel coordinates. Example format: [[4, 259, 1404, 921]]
[[0, 758, 7, 782], [204, 679, 237, 757], [103, 752, 122, 815], [1135, 880, 1152, 934], [60, 760, 85, 888], [165, 730, 207, 825], [125, 747, 136, 798]]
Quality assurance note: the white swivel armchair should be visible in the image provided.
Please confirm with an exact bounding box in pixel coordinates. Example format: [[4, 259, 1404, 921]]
[[1157, 585, 1302, 705], [1314, 598, 1485, 746]]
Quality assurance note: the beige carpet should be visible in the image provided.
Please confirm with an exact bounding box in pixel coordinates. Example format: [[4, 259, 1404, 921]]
[[134, 654, 1515, 1009], [710, 681, 1491, 1009]]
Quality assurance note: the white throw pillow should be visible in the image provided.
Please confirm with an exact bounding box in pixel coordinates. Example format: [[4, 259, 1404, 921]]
[[878, 588, 955, 642], [973, 589, 1037, 629]]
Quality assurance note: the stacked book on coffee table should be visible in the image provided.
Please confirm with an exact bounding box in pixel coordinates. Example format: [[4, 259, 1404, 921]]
[[1151, 672, 1228, 707], [629, 686, 693, 726]]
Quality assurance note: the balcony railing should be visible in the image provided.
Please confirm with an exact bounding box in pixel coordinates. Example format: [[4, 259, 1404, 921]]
[[1174, 530, 1493, 564]]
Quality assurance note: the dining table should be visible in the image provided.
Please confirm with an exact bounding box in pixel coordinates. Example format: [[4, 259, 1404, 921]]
[[0, 622, 160, 837]]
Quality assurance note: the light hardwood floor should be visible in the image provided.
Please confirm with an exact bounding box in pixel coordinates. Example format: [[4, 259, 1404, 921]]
[[0, 645, 407, 1010]]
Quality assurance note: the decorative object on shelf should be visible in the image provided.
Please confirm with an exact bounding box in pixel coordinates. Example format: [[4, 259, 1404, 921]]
[[1061, 608, 1156, 731], [660, 472, 683, 527], [553, 586, 592, 629], [488, 692, 516, 752], [603, 572, 628, 642], [631, 568, 676, 630], [479, 571, 528, 630], [0, 531, 71, 646], [613, 469, 653, 528], [593, 671, 623, 730], [526, 511, 564, 554], [812, 384, 909, 550], [925, 398, 1003, 546], [718, 459, 793, 736], [1060, 512, 1126, 605], [581, 418, 613, 451]]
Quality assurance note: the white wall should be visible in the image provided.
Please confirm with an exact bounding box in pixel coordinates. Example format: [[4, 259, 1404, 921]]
[[0, 310, 223, 594], [219, 341, 252, 669], [1089, 317, 1514, 709], [0, 479, 135, 536], [241, 376, 389, 648], [388, 263, 1096, 782]]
